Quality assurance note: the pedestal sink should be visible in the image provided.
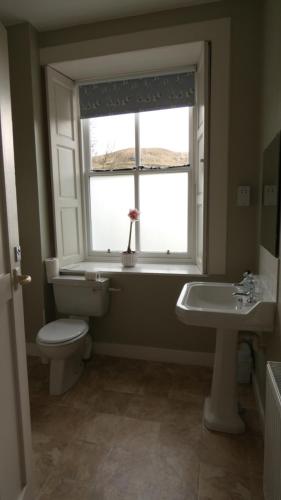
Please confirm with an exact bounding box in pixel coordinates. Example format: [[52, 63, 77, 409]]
[[176, 281, 275, 434]]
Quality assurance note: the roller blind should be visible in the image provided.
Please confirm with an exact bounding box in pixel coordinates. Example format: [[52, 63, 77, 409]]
[[79, 71, 195, 119]]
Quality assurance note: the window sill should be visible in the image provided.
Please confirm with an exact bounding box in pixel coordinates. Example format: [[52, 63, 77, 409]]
[[60, 261, 202, 277]]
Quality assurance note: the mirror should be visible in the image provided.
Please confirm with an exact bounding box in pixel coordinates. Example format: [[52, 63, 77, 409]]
[[260, 132, 281, 257]]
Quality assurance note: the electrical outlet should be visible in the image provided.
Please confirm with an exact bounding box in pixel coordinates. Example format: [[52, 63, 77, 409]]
[[237, 186, 250, 207], [263, 185, 277, 206]]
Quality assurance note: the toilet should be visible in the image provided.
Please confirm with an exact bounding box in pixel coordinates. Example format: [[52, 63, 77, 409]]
[[36, 275, 109, 395]]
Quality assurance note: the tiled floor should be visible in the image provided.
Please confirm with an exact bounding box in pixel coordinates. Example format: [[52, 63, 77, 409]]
[[28, 355, 264, 499]]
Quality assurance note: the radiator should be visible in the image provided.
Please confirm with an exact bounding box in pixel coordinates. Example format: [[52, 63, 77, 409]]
[[264, 362, 281, 500]]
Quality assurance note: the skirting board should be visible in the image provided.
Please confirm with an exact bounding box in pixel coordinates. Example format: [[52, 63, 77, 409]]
[[93, 342, 214, 367], [26, 341, 214, 367], [252, 372, 265, 431]]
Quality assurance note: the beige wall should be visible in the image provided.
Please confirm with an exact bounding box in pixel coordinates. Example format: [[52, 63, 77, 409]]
[[8, 0, 262, 352], [256, 0, 281, 403], [8, 23, 55, 342], [38, 0, 257, 50], [93, 274, 215, 351]]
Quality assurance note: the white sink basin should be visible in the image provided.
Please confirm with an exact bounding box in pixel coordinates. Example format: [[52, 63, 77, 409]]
[[176, 280, 276, 434], [176, 281, 275, 331]]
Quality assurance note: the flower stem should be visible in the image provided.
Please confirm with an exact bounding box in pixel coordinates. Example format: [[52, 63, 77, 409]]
[[127, 221, 133, 253]]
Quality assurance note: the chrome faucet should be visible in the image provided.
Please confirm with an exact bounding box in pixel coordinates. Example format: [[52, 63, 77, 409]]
[[233, 271, 255, 303], [233, 271, 251, 288]]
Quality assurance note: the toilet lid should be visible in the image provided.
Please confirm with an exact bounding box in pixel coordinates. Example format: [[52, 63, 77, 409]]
[[37, 319, 88, 344]]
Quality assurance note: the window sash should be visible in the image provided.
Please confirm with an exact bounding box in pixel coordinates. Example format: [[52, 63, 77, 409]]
[[82, 110, 195, 262]]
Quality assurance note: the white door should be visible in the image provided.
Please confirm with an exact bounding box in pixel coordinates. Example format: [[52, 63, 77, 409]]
[[0, 23, 33, 500]]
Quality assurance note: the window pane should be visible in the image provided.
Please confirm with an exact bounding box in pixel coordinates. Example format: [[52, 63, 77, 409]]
[[139, 107, 189, 168], [139, 172, 188, 252], [89, 113, 135, 171], [90, 175, 134, 251]]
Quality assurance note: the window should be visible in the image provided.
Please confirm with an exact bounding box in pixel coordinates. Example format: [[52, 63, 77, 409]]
[[82, 106, 195, 262], [46, 39, 227, 273]]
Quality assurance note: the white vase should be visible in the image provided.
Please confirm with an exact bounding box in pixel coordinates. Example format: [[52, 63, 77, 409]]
[[121, 251, 137, 267]]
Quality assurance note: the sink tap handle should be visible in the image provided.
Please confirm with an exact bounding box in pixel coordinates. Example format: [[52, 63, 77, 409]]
[[233, 280, 245, 287], [233, 291, 250, 297], [233, 271, 252, 287]]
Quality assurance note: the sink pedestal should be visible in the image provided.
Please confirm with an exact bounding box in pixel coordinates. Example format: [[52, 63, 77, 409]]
[[204, 328, 245, 434]]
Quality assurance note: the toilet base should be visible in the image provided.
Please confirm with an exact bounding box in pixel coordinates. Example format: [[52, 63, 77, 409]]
[[49, 350, 85, 395]]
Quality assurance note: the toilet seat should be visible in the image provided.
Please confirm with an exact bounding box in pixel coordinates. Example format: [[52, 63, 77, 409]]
[[37, 319, 88, 345]]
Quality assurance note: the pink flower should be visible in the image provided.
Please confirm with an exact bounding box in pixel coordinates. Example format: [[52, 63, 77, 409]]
[[126, 208, 140, 253], [128, 208, 140, 221]]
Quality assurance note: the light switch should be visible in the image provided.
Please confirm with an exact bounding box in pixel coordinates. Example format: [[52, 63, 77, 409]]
[[237, 186, 250, 207]]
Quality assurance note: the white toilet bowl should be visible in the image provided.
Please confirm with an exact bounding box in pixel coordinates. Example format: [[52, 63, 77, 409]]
[[37, 273, 109, 395], [36, 318, 89, 395]]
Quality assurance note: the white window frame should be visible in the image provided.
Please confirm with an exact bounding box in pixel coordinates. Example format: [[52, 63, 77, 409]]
[[81, 107, 196, 264]]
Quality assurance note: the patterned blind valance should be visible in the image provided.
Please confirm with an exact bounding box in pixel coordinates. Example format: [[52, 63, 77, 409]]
[[79, 71, 195, 119]]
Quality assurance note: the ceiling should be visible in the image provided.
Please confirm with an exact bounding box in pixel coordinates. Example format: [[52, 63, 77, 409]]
[[0, 0, 220, 31]]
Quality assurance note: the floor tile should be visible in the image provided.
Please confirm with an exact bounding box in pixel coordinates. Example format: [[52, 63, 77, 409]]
[[58, 439, 111, 482], [60, 373, 101, 411], [140, 361, 176, 396], [198, 462, 251, 500], [159, 399, 203, 449], [245, 435, 264, 478], [199, 427, 248, 474], [90, 445, 198, 500], [31, 403, 87, 444], [37, 475, 93, 500], [32, 431, 67, 495], [98, 362, 146, 394], [28, 355, 264, 500], [91, 390, 132, 415], [80, 412, 160, 452], [125, 393, 170, 421], [168, 365, 212, 401], [242, 408, 263, 436]]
